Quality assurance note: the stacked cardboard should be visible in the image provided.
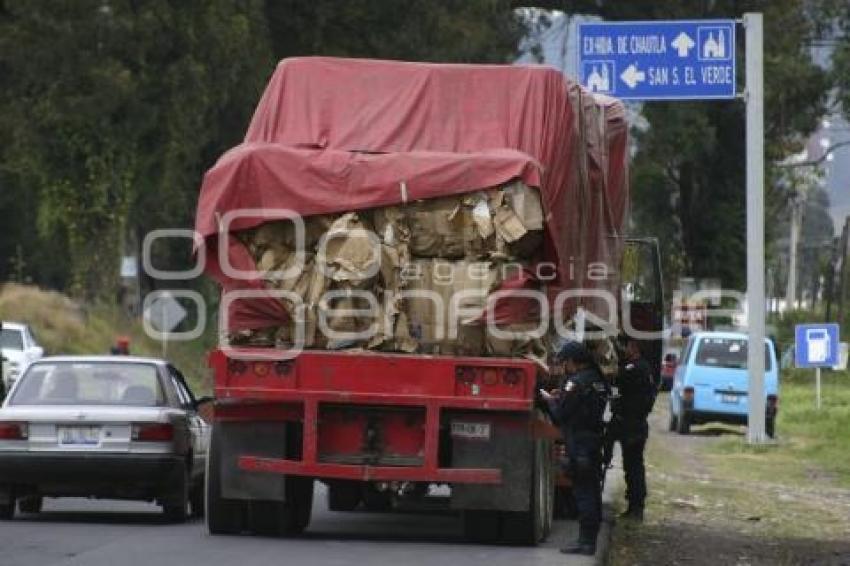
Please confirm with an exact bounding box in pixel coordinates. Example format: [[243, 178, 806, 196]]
[[231, 181, 547, 358]]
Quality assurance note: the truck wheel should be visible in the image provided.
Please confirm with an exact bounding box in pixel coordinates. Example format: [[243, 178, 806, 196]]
[[676, 411, 691, 435], [206, 424, 245, 535], [501, 438, 546, 545], [190, 480, 205, 518], [283, 476, 313, 534], [18, 496, 42, 514], [327, 480, 361, 511], [361, 484, 392, 511], [249, 500, 287, 536], [542, 440, 554, 538], [162, 467, 189, 523], [462, 510, 501, 544]]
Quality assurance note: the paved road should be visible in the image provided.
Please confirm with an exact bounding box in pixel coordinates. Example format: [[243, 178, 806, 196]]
[[0, 485, 593, 566]]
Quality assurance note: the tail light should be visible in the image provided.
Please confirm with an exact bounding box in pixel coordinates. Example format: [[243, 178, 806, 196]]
[[767, 394, 778, 409], [683, 386, 695, 402], [131, 423, 174, 442], [0, 422, 28, 440], [252, 361, 271, 377], [455, 366, 526, 391]]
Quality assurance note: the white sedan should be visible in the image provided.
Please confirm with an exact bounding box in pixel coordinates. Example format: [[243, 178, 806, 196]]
[[0, 356, 210, 522], [1, 322, 44, 393]]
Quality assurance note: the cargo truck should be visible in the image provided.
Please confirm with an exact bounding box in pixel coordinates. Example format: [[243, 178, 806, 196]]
[[194, 57, 662, 544]]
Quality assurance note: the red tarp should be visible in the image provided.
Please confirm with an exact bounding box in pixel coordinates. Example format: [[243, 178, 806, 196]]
[[194, 57, 629, 331]]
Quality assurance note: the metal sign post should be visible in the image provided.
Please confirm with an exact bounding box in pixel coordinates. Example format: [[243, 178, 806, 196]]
[[744, 13, 766, 444]]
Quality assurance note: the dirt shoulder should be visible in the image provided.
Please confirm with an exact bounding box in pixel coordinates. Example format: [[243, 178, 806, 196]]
[[609, 394, 850, 566]]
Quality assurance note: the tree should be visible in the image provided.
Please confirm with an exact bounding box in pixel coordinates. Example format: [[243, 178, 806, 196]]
[[0, 0, 273, 299]]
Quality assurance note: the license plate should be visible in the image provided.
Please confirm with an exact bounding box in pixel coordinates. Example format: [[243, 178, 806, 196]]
[[450, 421, 491, 440], [720, 394, 739, 404], [59, 426, 101, 446]]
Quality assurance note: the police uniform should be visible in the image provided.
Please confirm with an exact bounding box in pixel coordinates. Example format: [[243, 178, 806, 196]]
[[612, 354, 656, 516], [548, 361, 608, 554]]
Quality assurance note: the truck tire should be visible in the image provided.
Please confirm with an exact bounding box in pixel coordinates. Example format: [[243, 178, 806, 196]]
[[162, 466, 189, 523], [206, 423, 245, 535], [327, 481, 361, 511], [190, 480, 205, 518], [462, 510, 501, 544], [283, 476, 313, 534], [362, 484, 392, 511], [542, 440, 554, 538], [249, 500, 287, 536], [18, 496, 42, 514], [501, 438, 547, 545]]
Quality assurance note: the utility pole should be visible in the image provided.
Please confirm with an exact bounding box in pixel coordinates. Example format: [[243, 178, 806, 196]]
[[838, 217, 850, 328], [745, 13, 767, 444], [785, 194, 803, 311]]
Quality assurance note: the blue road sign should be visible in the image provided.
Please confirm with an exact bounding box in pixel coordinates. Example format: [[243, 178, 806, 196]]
[[795, 323, 840, 368], [578, 20, 737, 100]]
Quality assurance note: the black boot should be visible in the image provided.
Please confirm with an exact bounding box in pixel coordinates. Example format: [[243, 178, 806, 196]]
[[560, 525, 597, 555]]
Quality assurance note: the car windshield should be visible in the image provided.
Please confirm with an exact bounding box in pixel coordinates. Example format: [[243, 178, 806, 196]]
[[9, 362, 165, 406], [695, 337, 772, 371], [0, 328, 24, 351]]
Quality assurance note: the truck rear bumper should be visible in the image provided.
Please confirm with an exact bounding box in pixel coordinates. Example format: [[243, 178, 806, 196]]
[[239, 456, 502, 484]]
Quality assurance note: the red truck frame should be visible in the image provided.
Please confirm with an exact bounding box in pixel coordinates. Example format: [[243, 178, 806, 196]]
[[205, 348, 558, 544]]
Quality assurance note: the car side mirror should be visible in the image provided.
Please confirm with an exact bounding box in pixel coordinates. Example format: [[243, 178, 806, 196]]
[[194, 396, 214, 423], [31, 347, 44, 359]]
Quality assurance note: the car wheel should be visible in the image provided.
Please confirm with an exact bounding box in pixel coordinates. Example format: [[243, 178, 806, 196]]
[[206, 424, 245, 535], [0, 488, 14, 520], [676, 411, 691, 435], [765, 416, 776, 439], [162, 467, 189, 523], [18, 496, 42, 514]]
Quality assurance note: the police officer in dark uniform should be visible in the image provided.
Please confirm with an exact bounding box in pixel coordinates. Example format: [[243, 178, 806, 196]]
[[542, 341, 608, 556], [611, 337, 657, 520]]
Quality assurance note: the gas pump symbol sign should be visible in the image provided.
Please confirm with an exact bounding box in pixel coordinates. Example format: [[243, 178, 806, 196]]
[[806, 329, 830, 364], [795, 324, 840, 368]]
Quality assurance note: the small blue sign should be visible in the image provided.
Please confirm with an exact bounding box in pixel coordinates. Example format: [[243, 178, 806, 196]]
[[795, 324, 840, 368], [577, 20, 737, 100]]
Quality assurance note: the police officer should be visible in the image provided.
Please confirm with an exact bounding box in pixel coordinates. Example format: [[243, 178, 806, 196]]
[[612, 337, 657, 520], [542, 341, 608, 556]]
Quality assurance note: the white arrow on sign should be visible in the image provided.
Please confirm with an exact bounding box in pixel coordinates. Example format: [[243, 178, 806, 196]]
[[620, 63, 646, 89], [671, 31, 696, 57]]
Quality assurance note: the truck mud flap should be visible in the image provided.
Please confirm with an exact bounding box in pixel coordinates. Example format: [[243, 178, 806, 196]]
[[219, 421, 289, 501], [448, 412, 533, 512]]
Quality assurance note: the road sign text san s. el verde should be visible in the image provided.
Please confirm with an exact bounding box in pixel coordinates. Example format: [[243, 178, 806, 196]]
[[578, 20, 736, 100]]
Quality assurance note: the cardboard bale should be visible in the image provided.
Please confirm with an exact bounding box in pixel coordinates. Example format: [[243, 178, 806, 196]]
[[403, 259, 499, 355]]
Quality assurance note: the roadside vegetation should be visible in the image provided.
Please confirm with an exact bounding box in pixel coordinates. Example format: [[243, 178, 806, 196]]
[[0, 283, 214, 392], [610, 375, 850, 565]]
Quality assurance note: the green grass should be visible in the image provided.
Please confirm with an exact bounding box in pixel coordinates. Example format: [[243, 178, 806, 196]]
[[708, 368, 850, 487], [0, 283, 215, 393]]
